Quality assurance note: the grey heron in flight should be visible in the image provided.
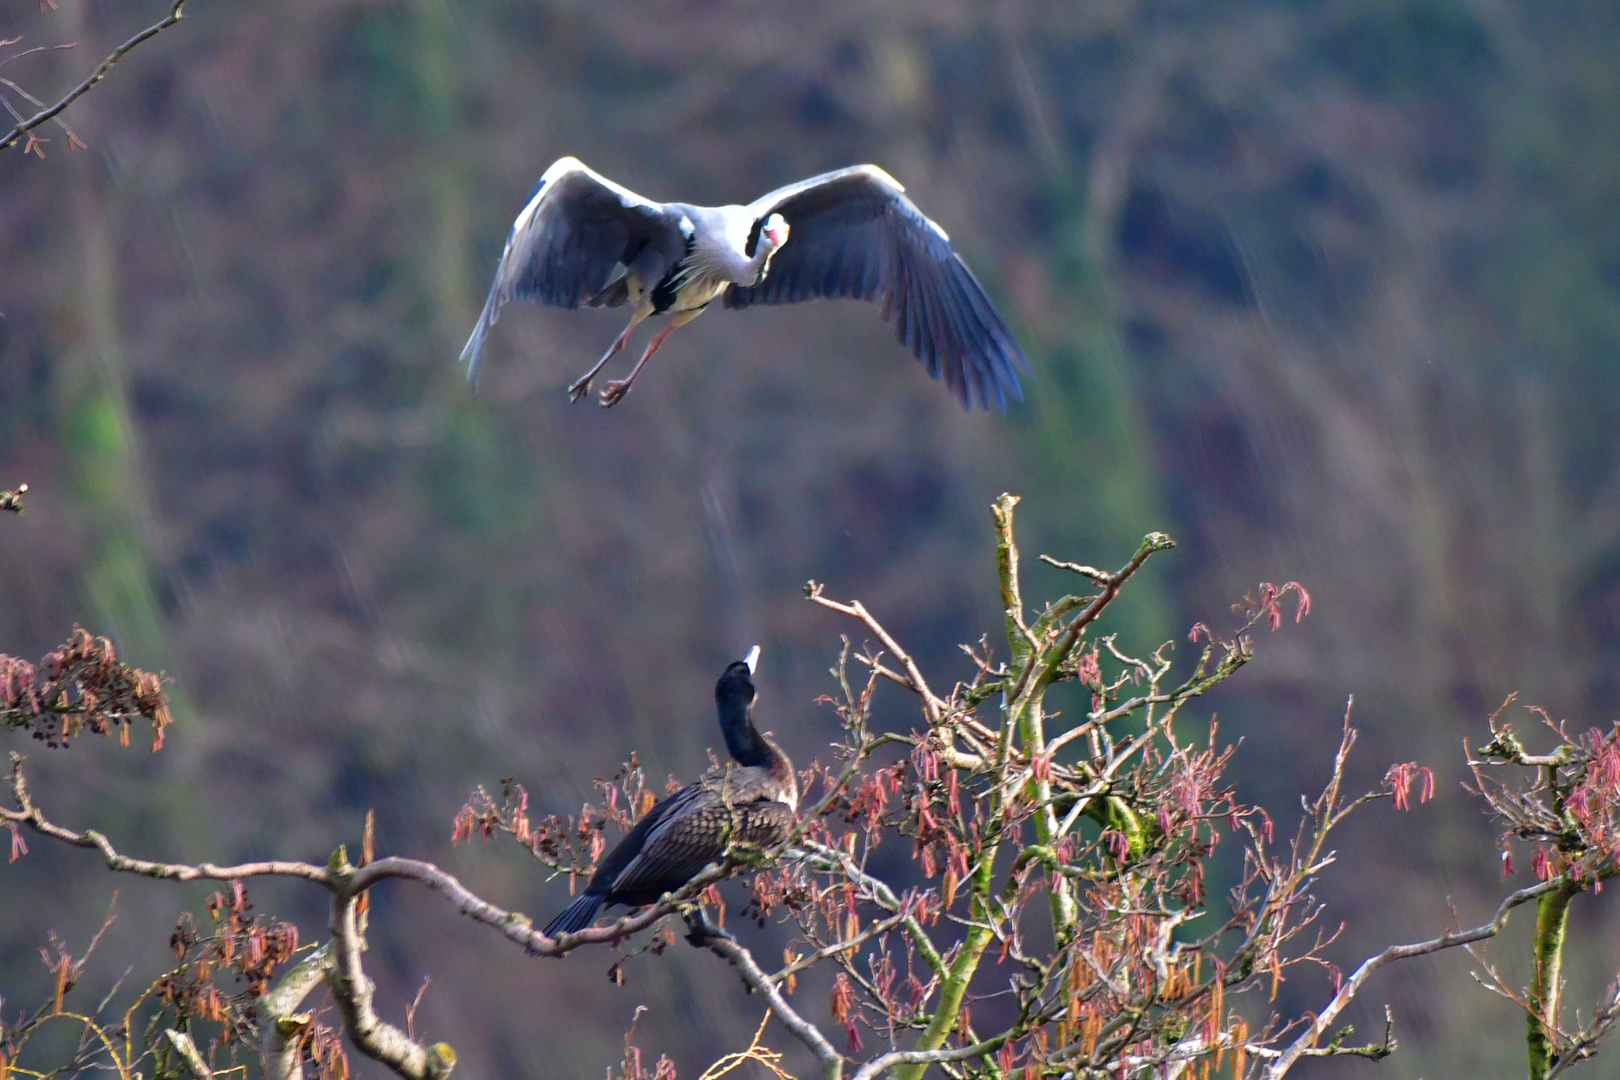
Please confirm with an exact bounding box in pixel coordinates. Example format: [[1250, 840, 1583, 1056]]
[[460, 157, 1029, 410]]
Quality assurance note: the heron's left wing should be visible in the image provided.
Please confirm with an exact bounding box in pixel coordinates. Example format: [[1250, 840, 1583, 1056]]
[[724, 166, 1028, 411]]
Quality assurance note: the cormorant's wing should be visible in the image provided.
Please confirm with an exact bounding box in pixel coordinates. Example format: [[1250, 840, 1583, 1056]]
[[461, 157, 687, 382], [582, 782, 706, 897], [724, 165, 1029, 411], [603, 788, 727, 904], [605, 777, 794, 905]]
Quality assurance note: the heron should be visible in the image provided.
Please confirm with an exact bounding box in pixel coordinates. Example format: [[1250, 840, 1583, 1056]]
[[542, 646, 796, 939], [461, 157, 1029, 410]]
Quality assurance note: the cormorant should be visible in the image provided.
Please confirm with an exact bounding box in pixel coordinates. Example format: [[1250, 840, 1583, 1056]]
[[543, 648, 797, 938]]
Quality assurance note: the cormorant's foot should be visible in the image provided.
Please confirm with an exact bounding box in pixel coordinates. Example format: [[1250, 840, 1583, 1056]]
[[599, 380, 631, 408], [567, 377, 592, 402], [683, 909, 734, 947]]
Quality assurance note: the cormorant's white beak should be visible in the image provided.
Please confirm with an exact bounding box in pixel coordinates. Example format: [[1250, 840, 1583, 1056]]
[[744, 645, 761, 674]]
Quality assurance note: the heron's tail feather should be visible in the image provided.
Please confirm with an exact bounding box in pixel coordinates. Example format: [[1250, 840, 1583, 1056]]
[[543, 894, 603, 938], [460, 288, 502, 387]]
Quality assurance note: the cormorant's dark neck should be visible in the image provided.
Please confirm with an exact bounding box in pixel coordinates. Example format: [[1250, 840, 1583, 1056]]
[[717, 691, 772, 767], [715, 659, 794, 787]]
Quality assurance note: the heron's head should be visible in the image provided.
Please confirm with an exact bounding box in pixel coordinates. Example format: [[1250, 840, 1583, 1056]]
[[761, 213, 790, 252]]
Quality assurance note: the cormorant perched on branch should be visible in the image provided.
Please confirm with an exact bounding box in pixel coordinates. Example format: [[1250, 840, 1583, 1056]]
[[543, 648, 797, 938]]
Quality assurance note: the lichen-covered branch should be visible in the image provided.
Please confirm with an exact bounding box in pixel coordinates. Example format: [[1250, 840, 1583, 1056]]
[[1528, 881, 1578, 1079], [259, 942, 337, 1080], [327, 889, 456, 1080]]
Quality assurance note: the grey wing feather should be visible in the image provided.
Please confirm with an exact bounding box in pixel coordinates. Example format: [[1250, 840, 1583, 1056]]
[[724, 165, 1029, 411], [460, 157, 683, 383]]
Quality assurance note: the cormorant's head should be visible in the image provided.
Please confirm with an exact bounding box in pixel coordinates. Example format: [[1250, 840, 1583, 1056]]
[[715, 648, 759, 710]]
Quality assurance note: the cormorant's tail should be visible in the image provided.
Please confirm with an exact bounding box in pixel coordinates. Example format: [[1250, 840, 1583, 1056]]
[[543, 894, 603, 938]]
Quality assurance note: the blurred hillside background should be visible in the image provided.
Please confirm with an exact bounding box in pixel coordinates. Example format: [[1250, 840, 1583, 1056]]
[[3, 1, 1619, 1076]]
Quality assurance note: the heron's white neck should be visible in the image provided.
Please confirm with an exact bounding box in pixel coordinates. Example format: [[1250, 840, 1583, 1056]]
[[683, 208, 780, 290], [745, 239, 780, 285]]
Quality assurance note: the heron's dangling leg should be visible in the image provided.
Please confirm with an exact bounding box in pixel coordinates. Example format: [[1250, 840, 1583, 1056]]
[[568, 309, 645, 403], [599, 307, 702, 409]]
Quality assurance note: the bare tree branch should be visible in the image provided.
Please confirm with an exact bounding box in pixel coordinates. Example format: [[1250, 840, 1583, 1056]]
[[804, 584, 946, 725], [4, 752, 328, 883], [353, 853, 732, 957], [693, 932, 845, 1080], [1264, 880, 1562, 1077], [849, 1036, 1012, 1080], [0, 1, 187, 154], [327, 891, 456, 1080]]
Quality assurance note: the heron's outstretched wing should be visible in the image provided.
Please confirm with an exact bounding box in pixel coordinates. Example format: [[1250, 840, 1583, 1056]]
[[724, 165, 1029, 411], [461, 157, 685, 382]]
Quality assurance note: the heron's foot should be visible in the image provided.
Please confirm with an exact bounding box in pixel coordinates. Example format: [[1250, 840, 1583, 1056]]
[[682, 909, 733, 947], [599, 380, 632, 409], [567, 376, 593, 403]]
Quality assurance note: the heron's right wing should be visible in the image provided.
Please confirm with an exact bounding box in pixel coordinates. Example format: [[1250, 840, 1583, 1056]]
[[461, 157, 684, 381], [724, 165, 1028, 411]]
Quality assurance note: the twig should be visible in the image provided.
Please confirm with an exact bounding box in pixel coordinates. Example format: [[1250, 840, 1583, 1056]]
[[696, 1013, 794, 1080], [0, 1, 187, 153], [695, 934, 845, 1080], [1263, 880, 1561, 1076], [1544, 982, 1620, 1079], [406, 977, 432, 1044], [1006, 532, 1175, 710], [769, 910, 910, 985], [1037, 554, 1112, 584], [804, 584, 945, 725]]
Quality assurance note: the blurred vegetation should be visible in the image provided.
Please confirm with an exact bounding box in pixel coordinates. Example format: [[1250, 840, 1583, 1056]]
[[3, 0, 1620, 1076]]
